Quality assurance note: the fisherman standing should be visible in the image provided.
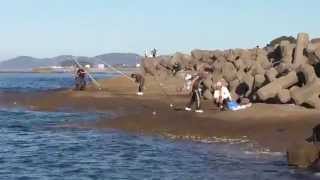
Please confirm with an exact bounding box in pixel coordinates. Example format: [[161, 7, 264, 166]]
[[75, 68, 86, 91], [131, 73, 145, 96], [151, 48, 157, 58], [185, 74, 204, 113]]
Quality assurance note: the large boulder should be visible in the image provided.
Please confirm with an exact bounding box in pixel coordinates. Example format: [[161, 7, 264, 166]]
[[203, 89, 213, 100], [291, 64, 320, 109], [250, 62, 266, 76], [191, 49, 214, 62], [257, 71, 298, 101], [296, 64, 317, 83], [224, 49, 239, 62], [291, 79, 320, 108], [293, 32, 309, 69], [242, 73, 254, 97], [254, 74, 266, 88], [234, 59, 246, 70], [280, 40, 295, 64], [275, 63, 293, 74], [142, 57, 159, 76], [229, 79, 241, 100], [239, 49, 253, 61], [222, 62, 237, 82], [278, 89, 291, 103], [306, 45, 320, 65], [256, 49, 272, 69], [212, 58, 226, 73], [265, 68, 279, 82], [170, 52, 193, 68]]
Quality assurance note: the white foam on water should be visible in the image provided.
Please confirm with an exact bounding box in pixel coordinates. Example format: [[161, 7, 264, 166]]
[[163, 133, 250, 144], [163, 133, 285, 156], [244, 150, 283, 156]]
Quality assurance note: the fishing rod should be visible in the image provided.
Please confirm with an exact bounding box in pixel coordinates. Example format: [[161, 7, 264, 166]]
[[95, 58, 155, 92], [96, 58, 176, 109], [71, 57, 102, 90], [103, 63, 135, 83], [94, 58, 159, 113]]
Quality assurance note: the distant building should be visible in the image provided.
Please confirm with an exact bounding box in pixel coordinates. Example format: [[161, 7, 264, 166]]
[[50, 66, 63, 69], [97, 64, 105, 69]]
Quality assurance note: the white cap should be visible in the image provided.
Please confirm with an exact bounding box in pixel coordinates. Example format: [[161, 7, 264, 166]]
[[185, 74, 192, 80]]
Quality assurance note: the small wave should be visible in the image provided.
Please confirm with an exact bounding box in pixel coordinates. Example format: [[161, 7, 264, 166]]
[[163, 133, 285, 156], [244, 150, 283, 156], [163, 133, 250, 144]]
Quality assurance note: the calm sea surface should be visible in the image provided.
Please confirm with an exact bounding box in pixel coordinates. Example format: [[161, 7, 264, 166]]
[[0, 73, 317, 180]]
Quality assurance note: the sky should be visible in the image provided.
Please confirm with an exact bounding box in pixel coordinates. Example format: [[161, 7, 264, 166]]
[[0, 0, 319, 61]]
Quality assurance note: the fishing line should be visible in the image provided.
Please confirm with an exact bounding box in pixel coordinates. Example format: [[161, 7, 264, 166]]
[[95, 58, 159, 115], [152, 76, 176, 109], [100, 59, 177, 109]]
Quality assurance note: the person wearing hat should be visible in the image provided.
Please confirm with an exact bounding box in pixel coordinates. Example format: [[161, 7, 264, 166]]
[[214, 80, 232, 111], [185, 74, 204, 113]]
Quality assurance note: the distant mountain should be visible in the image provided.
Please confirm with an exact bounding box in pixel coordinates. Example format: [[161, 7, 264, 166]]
[[95, 53, 141, 65], [0, 56, 53, 70], [0, 53, 142, 70]]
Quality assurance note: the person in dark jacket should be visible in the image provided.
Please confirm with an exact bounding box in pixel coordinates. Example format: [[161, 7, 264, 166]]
[[151, 48, 157, 58], [131, 73, 145, 96], [75, 68, 86, 91], [185, 75, 204, 113], [172, 62, 182, 76]]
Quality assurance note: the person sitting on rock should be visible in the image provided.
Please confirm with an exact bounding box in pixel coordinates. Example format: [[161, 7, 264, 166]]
[[131, 73, 145, 96], [185, 74, 205, 113], [75, 68, 86, 91], [171, 62, 182, 76], [213, 80, 232, 111]]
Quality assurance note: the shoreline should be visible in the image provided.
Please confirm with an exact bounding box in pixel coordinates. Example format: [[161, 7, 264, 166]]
[[1, 76, 319, 153], [0, 67, 139, 74]]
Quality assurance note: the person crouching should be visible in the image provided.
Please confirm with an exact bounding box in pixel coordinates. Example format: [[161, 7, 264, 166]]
[[185, 74, 204, 113], [75, 68, 86, 91], [213, 81, 232, 111], [131, 73, 145, 96]]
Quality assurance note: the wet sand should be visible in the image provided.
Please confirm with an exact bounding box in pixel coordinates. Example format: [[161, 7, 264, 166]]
[[2, 76, 320, 152]]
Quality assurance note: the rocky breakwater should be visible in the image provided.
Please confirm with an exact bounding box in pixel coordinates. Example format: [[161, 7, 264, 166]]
[[141, 32, 320, 170], [142, 32, 320, 109]]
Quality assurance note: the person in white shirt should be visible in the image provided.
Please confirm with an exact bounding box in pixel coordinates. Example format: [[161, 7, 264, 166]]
[[214, 81, 232, 111]]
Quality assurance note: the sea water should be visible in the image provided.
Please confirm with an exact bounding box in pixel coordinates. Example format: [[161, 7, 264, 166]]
[[0, 73, 317, 180]]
